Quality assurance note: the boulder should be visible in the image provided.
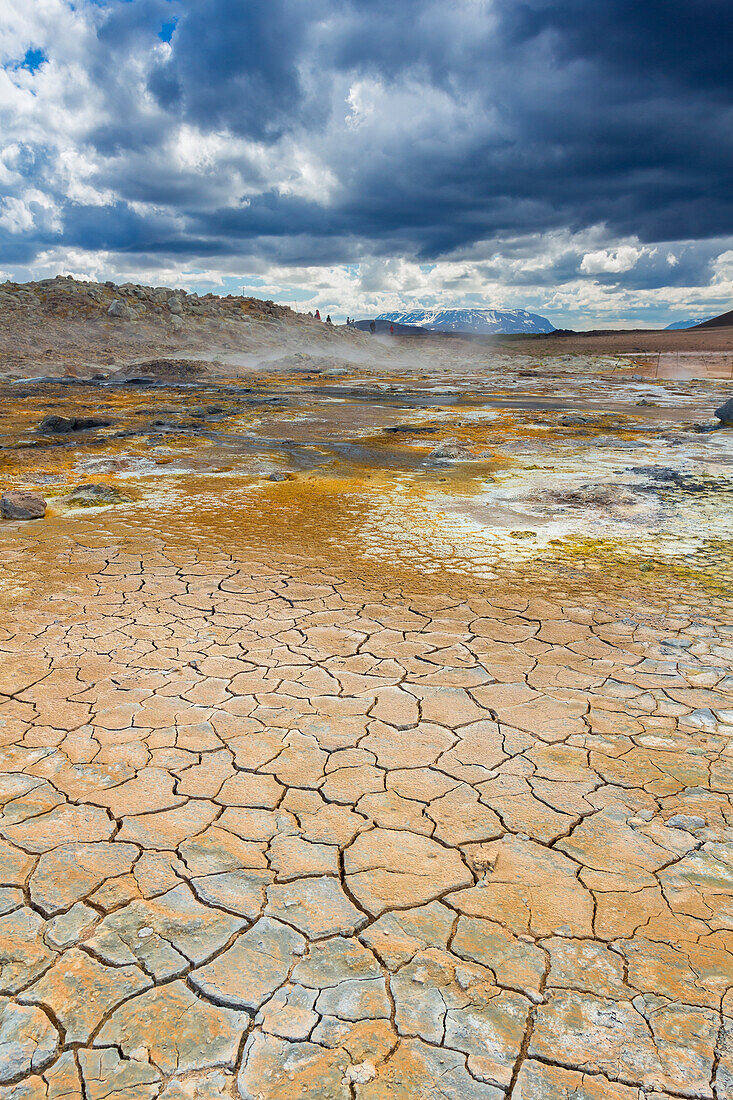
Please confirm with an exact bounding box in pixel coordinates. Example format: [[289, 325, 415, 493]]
[[715, 398, 733, 426], [39, 415, 74, 433], [107, 300, 132, 320], [167, 298, 183, 315], [1, 491, 47, 520], [169, 315, 183, 331], [38, 415, 112, 434]]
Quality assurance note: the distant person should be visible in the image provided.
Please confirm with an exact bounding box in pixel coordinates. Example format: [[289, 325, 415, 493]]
[[315, 309, 321, 321], [326, 314, 332, 324], [346, 316, 350, 325], [370, 320, 376, 335], [390, 324, 394, 335]]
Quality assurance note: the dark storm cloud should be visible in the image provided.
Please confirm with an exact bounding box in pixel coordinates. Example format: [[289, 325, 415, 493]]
[[146, 0, 318, 141], [501, 0, 733, 95], [3, 0, 733, 302], [130, 0, 733, 251]]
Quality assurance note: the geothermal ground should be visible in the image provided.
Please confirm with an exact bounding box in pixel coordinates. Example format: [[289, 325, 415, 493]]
[[0, 279, 732, 1099]]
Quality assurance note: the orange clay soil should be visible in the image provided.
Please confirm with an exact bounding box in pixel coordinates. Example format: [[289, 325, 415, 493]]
[[0, 339, 732, 1098]]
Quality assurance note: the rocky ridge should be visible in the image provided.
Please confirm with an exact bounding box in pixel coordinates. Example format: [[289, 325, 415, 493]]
[[0, 275, 366, 379], [0, 275, 292, 326]]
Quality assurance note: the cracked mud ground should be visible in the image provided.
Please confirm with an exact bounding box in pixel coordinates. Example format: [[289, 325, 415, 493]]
[[1, 361, 733, 1100]]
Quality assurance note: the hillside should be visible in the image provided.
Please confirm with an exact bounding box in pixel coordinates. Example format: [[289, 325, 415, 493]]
[[352, 319, 432, 335], [693, 307, 733, 329], [0, 274, 366, 379]]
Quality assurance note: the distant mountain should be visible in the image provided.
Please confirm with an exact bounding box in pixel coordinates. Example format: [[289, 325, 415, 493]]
[[665, 317, 712, 330], [376, 307, 555, 334]]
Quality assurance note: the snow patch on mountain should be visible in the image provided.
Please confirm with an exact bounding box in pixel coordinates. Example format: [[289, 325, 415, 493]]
[[376, 308, 555, 334], [665, 317, 713, 330]]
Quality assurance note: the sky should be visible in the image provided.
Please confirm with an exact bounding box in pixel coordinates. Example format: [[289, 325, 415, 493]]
[[1, 0, 732, 328]]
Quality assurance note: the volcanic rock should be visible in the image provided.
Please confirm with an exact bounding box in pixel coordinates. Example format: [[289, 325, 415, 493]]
[[1, 490, 47, 519], [38, 414, 112, 433], [715, 397, 733, 425], [107, 300, 133, 319]]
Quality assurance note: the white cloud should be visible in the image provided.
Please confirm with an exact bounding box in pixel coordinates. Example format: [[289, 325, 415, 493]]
[[0, 196, 35, 232], [580, 245, 645, 274], [0, 191, 59, 233]]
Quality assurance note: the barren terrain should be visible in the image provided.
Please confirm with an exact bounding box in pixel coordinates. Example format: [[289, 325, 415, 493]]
[[0, 278, 732, 1099]]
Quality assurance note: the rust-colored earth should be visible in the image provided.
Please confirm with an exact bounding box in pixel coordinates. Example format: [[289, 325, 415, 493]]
[[0, 278, 732, 1099]]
